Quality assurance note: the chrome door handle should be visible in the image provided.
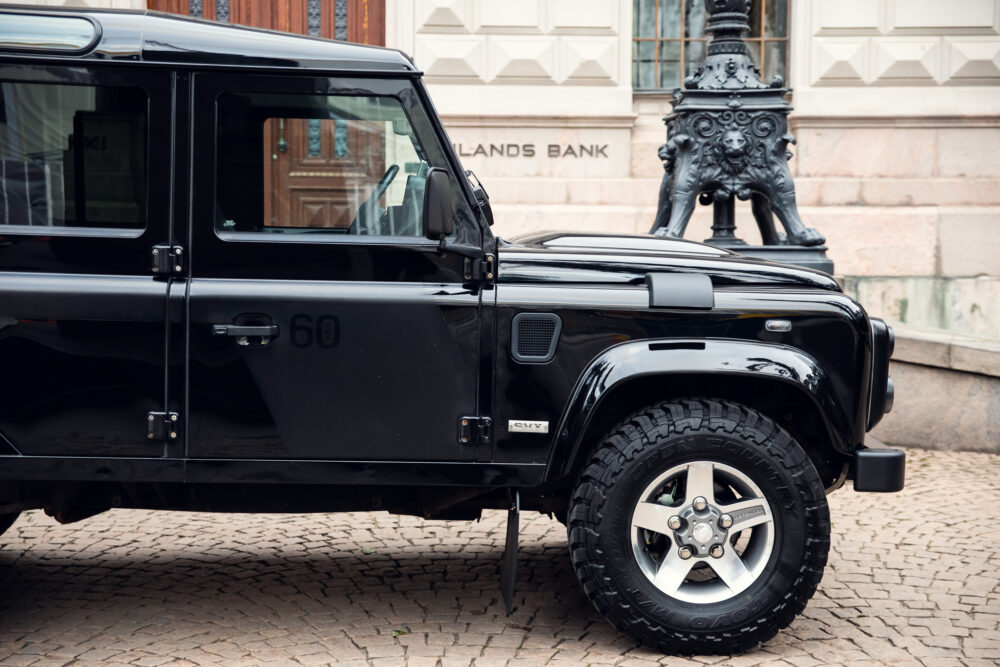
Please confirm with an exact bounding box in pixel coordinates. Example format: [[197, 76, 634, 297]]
[[212, 324, 279, 347]]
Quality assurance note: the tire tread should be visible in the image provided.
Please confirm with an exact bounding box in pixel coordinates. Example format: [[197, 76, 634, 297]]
[[567, 398, 830, 655]]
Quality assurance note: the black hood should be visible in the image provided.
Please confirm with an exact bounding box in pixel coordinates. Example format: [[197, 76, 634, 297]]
[[497, 232, 840, 290]]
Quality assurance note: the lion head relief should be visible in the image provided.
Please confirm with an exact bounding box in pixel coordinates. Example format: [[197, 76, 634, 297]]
[[717, 129, 751, 175]]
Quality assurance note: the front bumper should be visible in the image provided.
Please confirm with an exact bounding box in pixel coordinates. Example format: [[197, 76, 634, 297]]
[[853, 447, 906, 492]]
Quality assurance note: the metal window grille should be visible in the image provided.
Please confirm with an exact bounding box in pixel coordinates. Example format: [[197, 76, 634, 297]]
[[632, 0, 790, 91]]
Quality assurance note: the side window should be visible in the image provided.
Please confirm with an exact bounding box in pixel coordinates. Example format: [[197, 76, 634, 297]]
[[0, 81, 147, 230], [216, 92, 433, 237]]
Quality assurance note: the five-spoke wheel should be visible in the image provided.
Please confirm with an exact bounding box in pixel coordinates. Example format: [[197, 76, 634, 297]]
[[568, 398, 830, 654], [630, 460, 773, 604]]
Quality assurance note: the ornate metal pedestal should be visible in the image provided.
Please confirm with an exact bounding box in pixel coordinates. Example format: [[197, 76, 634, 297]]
[[650, 0, 833, 275]]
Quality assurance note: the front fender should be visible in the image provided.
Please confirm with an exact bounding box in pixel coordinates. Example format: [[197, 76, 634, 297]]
[[544, 338, 853, 482]]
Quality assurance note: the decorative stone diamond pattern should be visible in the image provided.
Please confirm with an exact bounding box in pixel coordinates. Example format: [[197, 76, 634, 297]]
[[948, 38, 1000, 80], [873, 38, 942, 83], [812, 38, 868, 84], [560, 37, 618, 83], [413, 0, 620, 85], [414, 35, 486, 81], [807, 0, 1000, 86], [414, 0, 472, 32], [489, 37, 556, 83]]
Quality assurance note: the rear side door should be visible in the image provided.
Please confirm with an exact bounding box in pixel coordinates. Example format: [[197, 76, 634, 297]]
[[184, 72, 486, 462], [0, 63, 174, 457]]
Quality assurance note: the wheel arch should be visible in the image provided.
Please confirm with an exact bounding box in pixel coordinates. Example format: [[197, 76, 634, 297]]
[[544, 339, 854, 489]]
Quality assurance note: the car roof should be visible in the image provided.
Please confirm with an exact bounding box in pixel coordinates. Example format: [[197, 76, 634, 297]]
[[0, 4, 417, 74]]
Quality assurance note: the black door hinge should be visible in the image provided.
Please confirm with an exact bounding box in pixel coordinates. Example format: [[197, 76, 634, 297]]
[[146, 411, 180, 441], [458, 416, 491, 445], [151, 245, 184, 275], [464, 253, 495, 282]]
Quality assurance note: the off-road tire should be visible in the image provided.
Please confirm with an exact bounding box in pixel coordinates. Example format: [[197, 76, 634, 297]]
[[0, 512, 19, 538], [568, 398, 830, 654]]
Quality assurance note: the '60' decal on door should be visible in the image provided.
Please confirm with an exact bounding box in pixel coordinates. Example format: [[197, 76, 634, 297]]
[[290, 314, 340, 348]]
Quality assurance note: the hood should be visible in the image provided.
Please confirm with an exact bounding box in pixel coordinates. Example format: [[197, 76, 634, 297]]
[[498, 232, 840, 291]]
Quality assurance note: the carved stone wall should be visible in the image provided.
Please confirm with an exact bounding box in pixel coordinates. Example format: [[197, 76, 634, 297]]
[[385, 0, 635, 182], [6, 0, 997, 282], [790, 0, 1000, 116], [387, 0, 632, 115]]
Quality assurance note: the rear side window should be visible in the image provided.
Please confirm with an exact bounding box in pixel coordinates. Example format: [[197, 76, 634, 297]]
[[0, 81, 147, 231]]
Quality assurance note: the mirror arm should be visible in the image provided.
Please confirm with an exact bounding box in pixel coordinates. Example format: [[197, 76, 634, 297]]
[[438, 237, 484, 260]]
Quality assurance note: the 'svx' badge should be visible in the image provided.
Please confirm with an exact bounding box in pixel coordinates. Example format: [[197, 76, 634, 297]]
[[508, 420, 549, 434]]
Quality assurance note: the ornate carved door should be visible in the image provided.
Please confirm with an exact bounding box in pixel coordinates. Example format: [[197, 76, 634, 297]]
[[264, 117, 386, 229], [148, 0, 387, 229], [147, 0, 383, 44]]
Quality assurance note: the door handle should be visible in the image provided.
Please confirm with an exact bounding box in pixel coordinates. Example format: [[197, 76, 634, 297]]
[[212, 324, 279, 347]]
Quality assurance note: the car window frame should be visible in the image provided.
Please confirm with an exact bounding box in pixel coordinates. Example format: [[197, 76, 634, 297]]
[[201, 72, 477, 248]]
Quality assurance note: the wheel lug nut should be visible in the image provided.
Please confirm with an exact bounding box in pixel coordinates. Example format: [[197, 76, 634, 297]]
[[710, 545, 724, 558], [720, 514, 733, 529], [667, 515, 682, 530], [678, 546, 693, 560], [692, 496, 708, 511]]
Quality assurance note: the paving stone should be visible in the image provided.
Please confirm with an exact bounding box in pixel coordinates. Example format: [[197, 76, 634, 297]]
[[0, 449, 997, 665]]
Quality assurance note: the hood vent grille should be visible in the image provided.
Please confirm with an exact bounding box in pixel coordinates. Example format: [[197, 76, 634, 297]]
[[512, 313, 561, 364]]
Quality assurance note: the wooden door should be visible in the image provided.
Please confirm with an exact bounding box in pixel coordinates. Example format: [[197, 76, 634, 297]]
[[148, 1, 387, 228], [147, 0, 384, 44], [263, 117, 386, 229]]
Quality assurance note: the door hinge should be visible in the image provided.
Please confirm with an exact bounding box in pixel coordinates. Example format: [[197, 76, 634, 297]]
[[151, 245, 184, 275], [464, 253, 495, 282], [458, 416, 491, 445], [146, 411, 180, 441]]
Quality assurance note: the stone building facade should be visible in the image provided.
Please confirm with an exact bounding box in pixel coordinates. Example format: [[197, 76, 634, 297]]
[[389, 1, 999, 451], [386, 0, 1000, 336]]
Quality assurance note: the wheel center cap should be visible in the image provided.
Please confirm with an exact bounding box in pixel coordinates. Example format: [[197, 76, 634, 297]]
[[692, 522, 714, 543]]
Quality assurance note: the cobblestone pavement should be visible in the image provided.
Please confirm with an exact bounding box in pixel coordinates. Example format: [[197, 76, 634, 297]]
[[1, 448, 998, 666]]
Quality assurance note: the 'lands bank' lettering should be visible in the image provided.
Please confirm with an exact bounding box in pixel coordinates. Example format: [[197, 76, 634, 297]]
[[454, 143, 609, 158]]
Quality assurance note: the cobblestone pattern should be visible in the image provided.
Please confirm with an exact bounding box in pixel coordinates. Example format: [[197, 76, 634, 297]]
[[1, 448, 998, 666]]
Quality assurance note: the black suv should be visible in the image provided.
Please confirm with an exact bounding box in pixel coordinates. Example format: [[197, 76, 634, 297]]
[[0, 7, 901, 655]]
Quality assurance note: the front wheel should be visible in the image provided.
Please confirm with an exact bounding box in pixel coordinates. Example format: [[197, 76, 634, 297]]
[[0, 512, 19, 539], [568, 399, 830, 654]]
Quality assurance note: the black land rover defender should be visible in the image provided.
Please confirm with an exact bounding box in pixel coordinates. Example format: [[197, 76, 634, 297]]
[[0, 7, 902, 655]]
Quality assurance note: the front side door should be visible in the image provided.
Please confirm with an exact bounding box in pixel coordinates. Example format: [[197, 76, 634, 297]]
[[0, 63, 173, 457], [185, 73, 484, 462]]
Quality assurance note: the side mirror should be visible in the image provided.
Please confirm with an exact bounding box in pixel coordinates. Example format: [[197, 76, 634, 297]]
[[392, 117, 411, 136], [424, 167, 454, 240]]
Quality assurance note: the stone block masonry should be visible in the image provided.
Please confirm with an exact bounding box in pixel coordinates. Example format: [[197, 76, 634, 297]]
[[1, 447, 998, 664]]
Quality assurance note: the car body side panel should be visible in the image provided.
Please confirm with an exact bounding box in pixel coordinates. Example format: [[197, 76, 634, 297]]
[[544, 338, 850, 482], [492, 284, 870, 468], [0, 63, 174, 459], [185, 279, 481, 461]]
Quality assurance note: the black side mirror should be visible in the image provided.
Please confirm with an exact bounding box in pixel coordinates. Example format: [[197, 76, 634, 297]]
[[424, 167, 454, 240]]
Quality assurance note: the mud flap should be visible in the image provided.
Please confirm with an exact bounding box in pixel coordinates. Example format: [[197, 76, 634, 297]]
[[500, 490, 520, 615]]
